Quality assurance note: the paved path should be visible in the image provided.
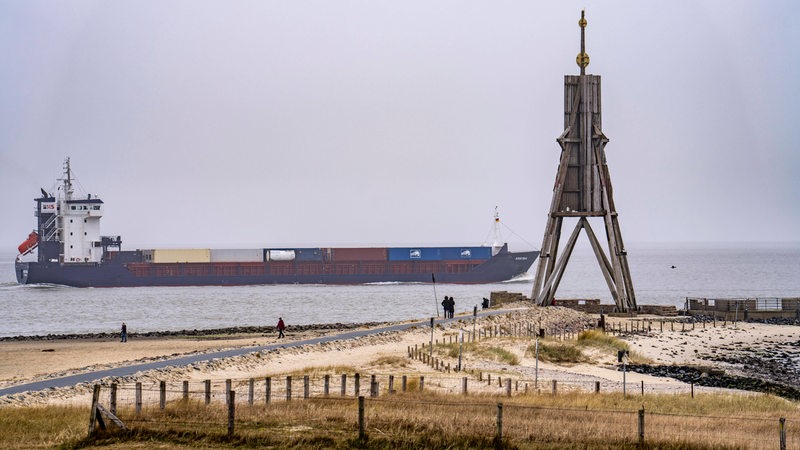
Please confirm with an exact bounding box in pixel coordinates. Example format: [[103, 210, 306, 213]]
[[0, 310, 507, 397]]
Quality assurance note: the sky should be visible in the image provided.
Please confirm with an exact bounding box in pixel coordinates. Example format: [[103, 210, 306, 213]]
[[1, 1, 798, 251]]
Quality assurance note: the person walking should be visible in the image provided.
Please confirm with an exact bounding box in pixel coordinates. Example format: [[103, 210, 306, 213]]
[[120, 322, 127, 343], [276, 317, 286, 338], [449, 297, 456, 318]]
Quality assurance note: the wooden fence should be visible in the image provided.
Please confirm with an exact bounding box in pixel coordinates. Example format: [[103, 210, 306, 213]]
[[88, 379, 795, 449]]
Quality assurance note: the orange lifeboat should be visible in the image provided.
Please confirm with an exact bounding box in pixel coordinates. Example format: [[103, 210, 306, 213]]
[[18, 231, 39, 255]]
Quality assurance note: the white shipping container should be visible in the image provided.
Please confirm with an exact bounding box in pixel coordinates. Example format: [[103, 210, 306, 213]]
[[210, 248, 264, 263], [268, 250, 296, 261]]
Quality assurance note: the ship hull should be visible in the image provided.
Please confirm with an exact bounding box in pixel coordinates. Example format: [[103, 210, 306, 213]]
[[16, 249, 538, 287]]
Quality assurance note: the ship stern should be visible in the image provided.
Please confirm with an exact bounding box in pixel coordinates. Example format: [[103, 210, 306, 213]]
[[15, 261, 29, 284]]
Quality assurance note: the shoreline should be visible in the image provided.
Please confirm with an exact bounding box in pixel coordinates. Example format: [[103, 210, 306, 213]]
[[2, 307, 800, 407]]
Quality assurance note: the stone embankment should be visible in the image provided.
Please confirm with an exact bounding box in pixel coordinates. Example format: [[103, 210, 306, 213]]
[[0, 322, 384, 342]]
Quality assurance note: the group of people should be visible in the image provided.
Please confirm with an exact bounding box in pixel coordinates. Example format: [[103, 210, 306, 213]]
[[441, 296, 456, 318]]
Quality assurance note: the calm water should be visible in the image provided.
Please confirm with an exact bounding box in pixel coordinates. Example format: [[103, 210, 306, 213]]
[[1, 242, 799, 337]]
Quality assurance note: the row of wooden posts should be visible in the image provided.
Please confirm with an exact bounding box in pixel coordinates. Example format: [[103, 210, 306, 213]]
[[99, 370, 697, 419], [604, 317, 733, 336]]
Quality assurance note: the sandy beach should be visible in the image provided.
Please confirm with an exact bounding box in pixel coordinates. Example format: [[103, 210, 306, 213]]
[[2, 305, 799, 407]]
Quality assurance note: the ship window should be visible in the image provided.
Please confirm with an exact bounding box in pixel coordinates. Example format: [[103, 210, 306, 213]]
[[93, 205, 100, 210], [70, 232, 73, 236], [71, 206, 76, 210], [84, 232, 87, 236], [70, 219, 73, 223], [84, 219, 87, 223]]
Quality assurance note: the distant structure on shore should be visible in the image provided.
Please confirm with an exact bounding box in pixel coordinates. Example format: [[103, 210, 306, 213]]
[[531, 11, 637, 313]]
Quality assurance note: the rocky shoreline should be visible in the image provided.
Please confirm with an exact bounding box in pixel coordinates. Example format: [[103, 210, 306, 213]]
[[0, 322, 386, 342], [626, 363, 800, 401]]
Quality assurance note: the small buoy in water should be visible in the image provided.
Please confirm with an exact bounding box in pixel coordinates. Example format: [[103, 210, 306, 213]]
[[670, 265, 676, 269]]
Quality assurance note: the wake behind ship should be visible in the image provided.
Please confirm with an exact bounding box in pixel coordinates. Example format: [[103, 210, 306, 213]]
[[15, 160, 538, 287]]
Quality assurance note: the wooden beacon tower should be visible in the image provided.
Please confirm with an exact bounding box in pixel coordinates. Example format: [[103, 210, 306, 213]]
[[531, 11, 637, 312]]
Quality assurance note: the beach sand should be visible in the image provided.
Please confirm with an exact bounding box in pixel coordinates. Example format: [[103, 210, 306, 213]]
[[1, 305, 798, 407]]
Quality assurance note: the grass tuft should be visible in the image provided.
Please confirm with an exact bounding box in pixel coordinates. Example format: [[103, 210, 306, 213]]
[[439, 342, 520, 365]]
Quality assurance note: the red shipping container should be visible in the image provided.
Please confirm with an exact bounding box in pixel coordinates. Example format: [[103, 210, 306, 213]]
[[331, 247, 388, 262]]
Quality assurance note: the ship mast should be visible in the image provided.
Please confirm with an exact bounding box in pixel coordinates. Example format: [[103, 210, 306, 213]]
[[491, 206, 503, 255], [63, 157, 74, 201]]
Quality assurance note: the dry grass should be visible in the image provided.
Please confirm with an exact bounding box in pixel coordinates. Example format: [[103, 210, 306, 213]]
[[438, 342, 520, 366], [368, 355, 411, 369], [281, 365, 359, 378], [4, 388, 798, 449]]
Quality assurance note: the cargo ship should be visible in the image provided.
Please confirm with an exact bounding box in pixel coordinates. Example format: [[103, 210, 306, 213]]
[[15, 159, 538, 287]]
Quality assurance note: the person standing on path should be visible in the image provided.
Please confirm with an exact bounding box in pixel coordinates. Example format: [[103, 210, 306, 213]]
[[276, 317, 286, 338], [120, 322, 127, 343]]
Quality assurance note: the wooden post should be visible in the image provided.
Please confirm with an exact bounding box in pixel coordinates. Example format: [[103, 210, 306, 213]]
[[462, 377, 468, 395], [354, 373, 360, 397], [641, 380, 644, 396], [341, 374, 347, 396], [135, 382, 142, 416], [225, 379, 232, 406], [204, 379, 211, 405], [595, 381, 600, 393], [110, 383, 117, 415], [780, 417, 786, 450], [248, 378, 255, 406], [303, 375, 310, 399], [505, 379, 512, 397], [487, 373, 491, 385], [402, 375, 407, 392], [370, 378, 378, 398], [638, 407, 645, 446], [183, 380, 189, 400], [420, 376, 424, 391], [495, 403, 503, 448], [227, 391, 235, 437], [324, 374, 330, 396], [89, 384, 101, 435], [286, 376, 292, 401], [691, 381, 694, 398], [388, 375, 394, 394], [358, 396, 366, 442], [265, 377, 272, 404], [160, 380, 166, 410], [551, 380, 557, 395]]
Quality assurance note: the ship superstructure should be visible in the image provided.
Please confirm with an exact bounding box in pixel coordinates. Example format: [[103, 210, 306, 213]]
[[18, 158, 121, 267]]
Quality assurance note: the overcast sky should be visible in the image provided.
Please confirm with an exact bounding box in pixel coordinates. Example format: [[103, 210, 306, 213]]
[[1, 1, 798, 251]]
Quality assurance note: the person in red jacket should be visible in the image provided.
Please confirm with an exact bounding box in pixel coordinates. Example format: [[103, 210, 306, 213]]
[[276, 317, 286, 338]]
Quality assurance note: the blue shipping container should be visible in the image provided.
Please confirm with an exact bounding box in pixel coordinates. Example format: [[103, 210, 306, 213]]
[[293, 248, 324, 262], [388, 247, 442, 261], [440, 247, 492, 260]]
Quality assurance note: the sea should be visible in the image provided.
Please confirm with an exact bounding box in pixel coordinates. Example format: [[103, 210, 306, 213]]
[[1, 242, 799, 338]]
